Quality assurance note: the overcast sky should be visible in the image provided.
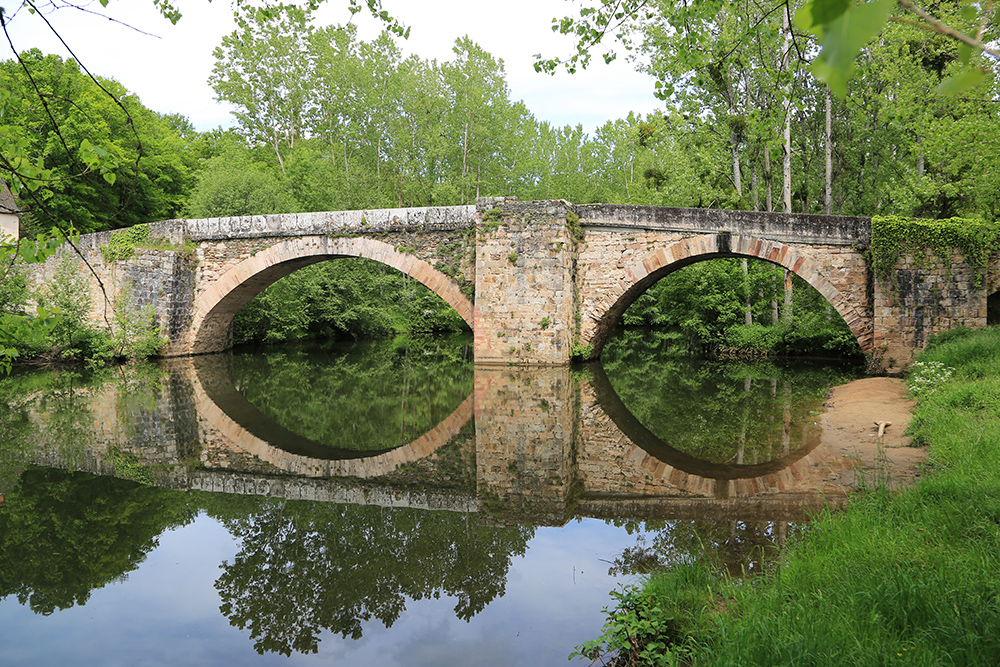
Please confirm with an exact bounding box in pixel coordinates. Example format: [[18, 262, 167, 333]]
[[2, 0, 663, 134]]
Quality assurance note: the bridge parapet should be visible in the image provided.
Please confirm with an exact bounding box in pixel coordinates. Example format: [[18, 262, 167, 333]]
[[577, 204, 871, 247], [183, 205, 475, 241]]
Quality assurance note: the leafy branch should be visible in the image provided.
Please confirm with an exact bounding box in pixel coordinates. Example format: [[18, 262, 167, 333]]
[[535, 0, 997, 96]]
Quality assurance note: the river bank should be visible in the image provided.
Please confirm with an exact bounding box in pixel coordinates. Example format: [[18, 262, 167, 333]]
[[819, 376, 926, 489], [577, 325, 1000, 666]]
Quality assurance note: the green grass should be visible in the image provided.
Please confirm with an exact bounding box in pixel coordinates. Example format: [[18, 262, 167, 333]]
[[582, 326, 1000, 666]]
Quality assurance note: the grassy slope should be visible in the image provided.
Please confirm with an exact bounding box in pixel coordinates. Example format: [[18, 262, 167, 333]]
[[599, 326, 1000, 666]]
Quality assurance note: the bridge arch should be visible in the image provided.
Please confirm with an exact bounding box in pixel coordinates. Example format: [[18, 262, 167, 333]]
[[187, 236, 474, 355], [582, 233, 873, 358]]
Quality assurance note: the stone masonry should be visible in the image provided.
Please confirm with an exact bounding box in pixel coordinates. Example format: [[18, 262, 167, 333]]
[[25, 200, 999, 368]]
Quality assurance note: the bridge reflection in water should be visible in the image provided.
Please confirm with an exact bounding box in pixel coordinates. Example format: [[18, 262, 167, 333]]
[[19, 355, 858, 526]]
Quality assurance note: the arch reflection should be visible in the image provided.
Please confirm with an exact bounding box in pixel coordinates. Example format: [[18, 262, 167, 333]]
[[190, 343, 475, 478], [588, 362, 822, 481]]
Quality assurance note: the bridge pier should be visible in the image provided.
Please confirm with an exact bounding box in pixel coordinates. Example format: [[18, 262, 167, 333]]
[[473, 198, 578, 364]]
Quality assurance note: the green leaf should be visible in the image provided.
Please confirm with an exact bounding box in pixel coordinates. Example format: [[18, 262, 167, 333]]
[[958, 43, 972, 65], [797, 0, 851, 30], [935, 68, 987, 95], [809, 0, 895, 97]]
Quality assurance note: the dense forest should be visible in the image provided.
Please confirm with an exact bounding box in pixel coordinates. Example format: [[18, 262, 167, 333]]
[[0, 4, 997, 362]]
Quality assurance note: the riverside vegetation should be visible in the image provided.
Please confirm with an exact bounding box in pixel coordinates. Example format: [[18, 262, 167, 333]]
[[575, 324, 1000, 666]]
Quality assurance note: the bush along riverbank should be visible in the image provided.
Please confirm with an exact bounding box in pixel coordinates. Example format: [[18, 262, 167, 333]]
[[575, 325, 1000, 666]]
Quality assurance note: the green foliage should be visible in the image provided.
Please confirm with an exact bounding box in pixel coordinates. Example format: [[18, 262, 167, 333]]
[[924, 325, 975, 351], [101, 224, 151, 263], [93, 287, 167, 363], [100, 225, 193, 263], [106, 447, 155, 485], [481, 207, 503, 222], [0, 230, 72, 371], [33, 255, 94, 359], [571, 585, 692, 666], [797, 0, 996, 97], [0, 467, 196, 615], [621, 258, 861, 359], [0, 51, 197, 235], [539, 0, 997, 99], [211, 15, 535, 209], [5, 256, 166, 366], [720, 323, 780, 359], [206, 494, 533, 654], [0, 257, 29, 318], [184, 145, 302, 218], [565, 208, 583, 242], [536, 0, 999, 220], [602, 329, 862, 464], [797, 0, 896, 97], [229, 336, 472, 451], [868, 216, 1000, 287], [233, 258, 468, 345]]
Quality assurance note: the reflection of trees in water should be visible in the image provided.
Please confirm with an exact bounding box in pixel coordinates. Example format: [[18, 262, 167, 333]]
[[0, 363, 177, 487], [1, 467, 534, 656], [229, 335, 473, 452], [601, 330, 861, 464], [605, 519, 808, 579], [0, 468, 196, 615], [201, 494, 534, 656]]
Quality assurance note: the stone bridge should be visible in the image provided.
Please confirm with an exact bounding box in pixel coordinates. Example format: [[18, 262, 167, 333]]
[[32, 198, 999, 367]]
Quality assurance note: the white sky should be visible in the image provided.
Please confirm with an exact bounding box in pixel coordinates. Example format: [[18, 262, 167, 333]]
[[1, 0, 663, 134]]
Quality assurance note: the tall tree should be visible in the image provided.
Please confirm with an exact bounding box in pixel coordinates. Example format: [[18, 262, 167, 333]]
[[210, 6, 315, 176], [0, 50, 195, 234]]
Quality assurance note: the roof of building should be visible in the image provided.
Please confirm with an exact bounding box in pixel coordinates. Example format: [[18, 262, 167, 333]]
[[0, 179, 19, 216]]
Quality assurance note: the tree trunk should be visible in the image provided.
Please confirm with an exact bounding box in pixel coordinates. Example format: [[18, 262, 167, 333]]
[[783, 269, 793, 324], [771, 273, 779, 324], [824, 87, 833, 215], [916, 135, 924, 178], [731, 130, 742, 198], [764, 144, 772, 212], [272, 132, 286, 177], [743, 258, 753, 325], [781, 5, 792, 214]]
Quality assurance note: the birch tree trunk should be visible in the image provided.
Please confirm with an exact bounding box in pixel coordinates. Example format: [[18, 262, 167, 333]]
[[743, 258, 753, 325], [765, 144, 773, 212], [781, 5, 793, 214], [783, 269, 793, 324], [825, 87, 833, 215]]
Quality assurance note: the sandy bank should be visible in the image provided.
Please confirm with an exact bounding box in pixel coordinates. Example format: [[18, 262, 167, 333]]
[[818, 377, 927, 489]]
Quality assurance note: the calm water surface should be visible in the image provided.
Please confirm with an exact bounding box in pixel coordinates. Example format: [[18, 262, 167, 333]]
[[0, 331, 862, 665]]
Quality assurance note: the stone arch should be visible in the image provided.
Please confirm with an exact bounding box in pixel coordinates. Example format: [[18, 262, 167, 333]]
[[583, 233, 872, 357], [187, 236, 474, 355]]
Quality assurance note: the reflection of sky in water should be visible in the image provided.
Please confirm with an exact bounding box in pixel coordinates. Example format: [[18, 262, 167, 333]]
[[0, 515, 640, 666]]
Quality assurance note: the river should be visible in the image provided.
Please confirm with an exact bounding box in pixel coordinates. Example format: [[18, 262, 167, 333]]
[[0, 330, 863, 665]]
